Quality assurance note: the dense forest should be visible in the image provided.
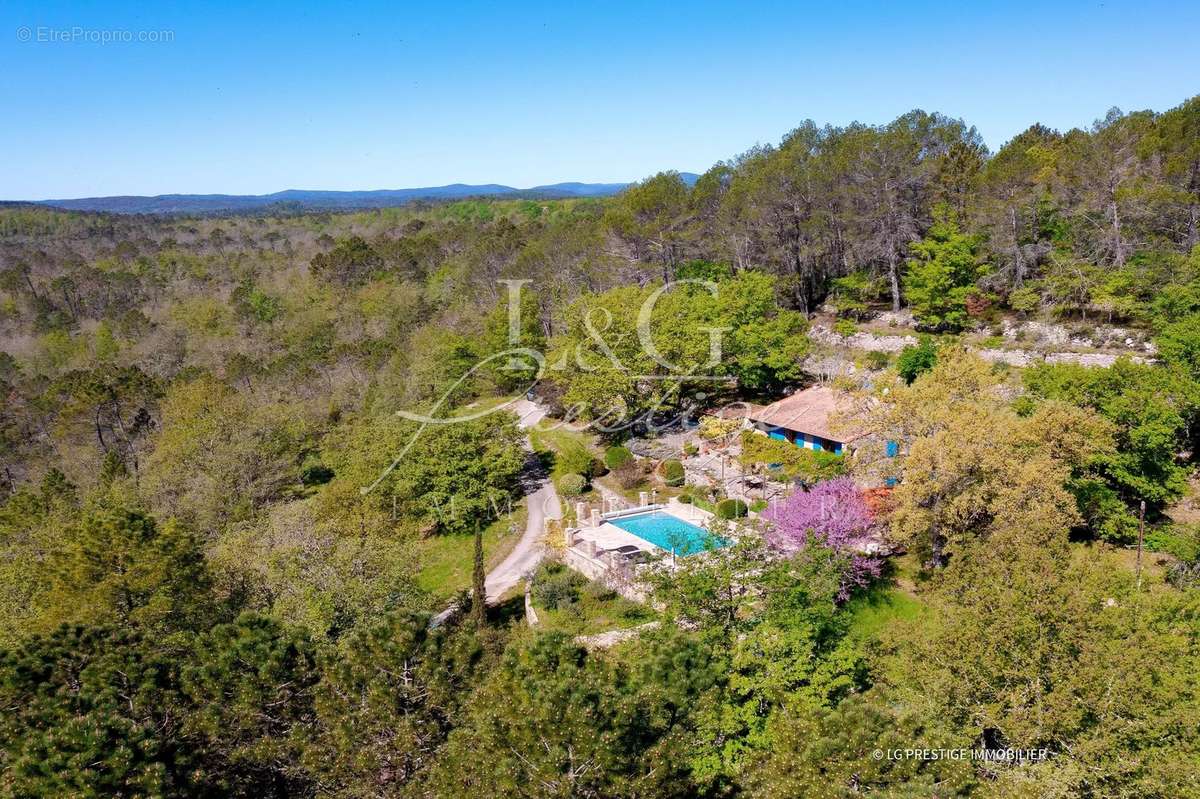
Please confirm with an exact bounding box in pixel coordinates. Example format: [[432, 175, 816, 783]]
[[2, 96, 1200, 798]]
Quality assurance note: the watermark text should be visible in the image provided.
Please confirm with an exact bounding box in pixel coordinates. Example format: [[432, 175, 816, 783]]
[[17, 26, 175, 44]]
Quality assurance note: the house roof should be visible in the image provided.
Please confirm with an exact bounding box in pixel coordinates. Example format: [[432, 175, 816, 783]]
[[748, 385, 865, 443]]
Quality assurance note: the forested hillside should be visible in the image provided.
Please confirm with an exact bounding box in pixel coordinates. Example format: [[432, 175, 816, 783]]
[[2, 97, 1200, 798]]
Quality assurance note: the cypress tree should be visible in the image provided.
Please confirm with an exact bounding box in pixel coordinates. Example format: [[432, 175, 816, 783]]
[[471, 520, 486, 627]]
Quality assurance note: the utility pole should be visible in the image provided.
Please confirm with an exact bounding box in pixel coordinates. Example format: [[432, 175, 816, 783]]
[[1136, 499, 1146, 592]]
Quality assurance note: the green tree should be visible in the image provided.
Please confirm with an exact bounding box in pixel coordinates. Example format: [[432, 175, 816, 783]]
[[471, 521, 486, 626], [606, 171, 691, 278], [423, 631, 713, 798], [479, 286, 545, 392], [977, 123, 1063, 292], [43, 506, 213, 632], [208, 501, 424, 638], [886, 531, 1200, 798], [645, 532, 863, 781], [746, 692, 976, 798], [397, 324, 485, 408], [903, 208, 988, 330], [874, 351, 1112, 562], [310, 235, 383, 285], [307, 611, 486, 796], [47, 365, 161, 479], [143, 375, 310, 534], [321, 411, 526, 536], [0, 472, 80, 646], [1023, 358, 1199, 537], [0, 616, 318, 797], [549, 272, 808, 421], [895, 336, 938, 384]]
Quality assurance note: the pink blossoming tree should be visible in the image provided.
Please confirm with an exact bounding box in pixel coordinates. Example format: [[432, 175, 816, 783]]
[[762, 476, 882, 600]]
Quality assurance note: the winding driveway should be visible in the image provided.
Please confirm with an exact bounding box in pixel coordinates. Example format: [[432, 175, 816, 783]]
[[483, 399, 561, 603]]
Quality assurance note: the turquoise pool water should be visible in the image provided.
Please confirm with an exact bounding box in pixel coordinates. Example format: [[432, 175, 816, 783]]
[[607, 511, 728, 556]]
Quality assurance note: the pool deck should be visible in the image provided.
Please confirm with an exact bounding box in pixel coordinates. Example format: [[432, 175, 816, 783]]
[[560, 499, 721, 601]]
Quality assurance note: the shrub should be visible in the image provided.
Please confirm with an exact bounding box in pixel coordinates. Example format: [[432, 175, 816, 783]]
[[604, 445, 634, 470], [896, 338, 938, 384], [831, 270, 883, 319], [558, 473, 587, 496], [532, 562, 587, 610], [1147, 524, 1200, 562], [683, 441, 699, 457], [1168, 561, 1200, 590], [661, 459, 685, 487], [1008, 285, 1042, 316], [581, 578, 617, 603], [964, 292, 994, 320], [749, 499, 768, 513], [716, 498, 748, 519], [833, 318, 858, 337], [678, 494, 693, 504], [588, 457, 609, 478], [676, 259, 733, 282]]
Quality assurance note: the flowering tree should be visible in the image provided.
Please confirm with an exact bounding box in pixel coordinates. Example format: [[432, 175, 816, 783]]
[[762, 476, 882, 600]]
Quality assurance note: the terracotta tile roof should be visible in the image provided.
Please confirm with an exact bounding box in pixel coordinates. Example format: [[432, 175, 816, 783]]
[[748, 385, 864, 443]]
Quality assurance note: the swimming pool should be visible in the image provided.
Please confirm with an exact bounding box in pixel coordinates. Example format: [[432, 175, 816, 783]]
[[606, 511, 728, 556]]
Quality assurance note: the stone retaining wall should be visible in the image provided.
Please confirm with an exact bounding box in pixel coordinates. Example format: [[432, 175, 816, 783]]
[[810, 323, 1153, 368]]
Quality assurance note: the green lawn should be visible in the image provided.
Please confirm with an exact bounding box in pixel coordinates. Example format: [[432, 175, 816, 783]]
[[529, 425, 599, 480], [528, 422, 596, 452], [843, 585, 926, 642], [413, 506, 527, 603]]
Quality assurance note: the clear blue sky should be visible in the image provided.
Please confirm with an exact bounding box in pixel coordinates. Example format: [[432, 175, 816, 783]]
[[2, 0, 1198, 200]]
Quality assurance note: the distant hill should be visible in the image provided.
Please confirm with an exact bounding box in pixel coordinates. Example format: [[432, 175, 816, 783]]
[[31, 174, 701, 215]]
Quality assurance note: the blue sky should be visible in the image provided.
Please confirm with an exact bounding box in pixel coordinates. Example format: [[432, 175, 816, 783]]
[[2, 0, 1198, 200]]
